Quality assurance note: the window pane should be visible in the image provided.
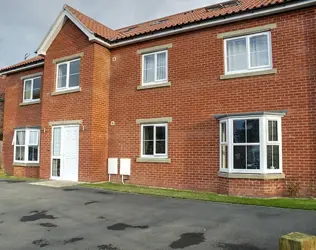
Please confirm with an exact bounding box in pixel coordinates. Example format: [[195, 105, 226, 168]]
[[268, 121, 278, 142], [16, 131, 25, 145], [28, 146, 38, 161], [57, 64, 67, 88], [15, 146, 25, 161], [234, 146, 246, 169], [69, 74, 80, 88], [247, 119, 259, 143], [156, 141, 166, 154], [157, 52, 166, 80], [250, 34, 269, 67], [52, 159, 61, 177], [143, 126, 153, 140], [70, 60, 80, 75], [53, 128, 61, 157], [267, 145, 280, 170], [156, 126, 165, 140], [227, 38, 247, 72], [24, 80, 32, 100], [29, 131, 38, 145], [221, 122, 227, 143], [32, 78, 41, 100], [247, 146, 260, 169], [233, 120, 245, 143], [143, 54, 155, 83], [221, 145, 228, 169], [144, 141, 154, 155]]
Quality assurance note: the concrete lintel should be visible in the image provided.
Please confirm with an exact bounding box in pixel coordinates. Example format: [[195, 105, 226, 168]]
[[49, 120, 83, 126], [21, 72, 43, 80], [136, 117, 172, 124], [217, 23, 277, 39], [137, 44, 172, 54], [53, 52, 84, 64]]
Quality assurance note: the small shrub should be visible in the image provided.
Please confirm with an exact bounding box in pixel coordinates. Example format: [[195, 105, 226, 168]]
[[287, 182, 300, 197]]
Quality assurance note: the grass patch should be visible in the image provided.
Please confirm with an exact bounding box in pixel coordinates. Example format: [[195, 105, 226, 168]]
[[0, 168, 37, 181], [81, 182, 316, 211]]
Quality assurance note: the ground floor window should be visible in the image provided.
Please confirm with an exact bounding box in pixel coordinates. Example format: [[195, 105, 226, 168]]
[[141, 124, 168, 158], [13, 128, 40, 163], [217, 112, 285, 174]]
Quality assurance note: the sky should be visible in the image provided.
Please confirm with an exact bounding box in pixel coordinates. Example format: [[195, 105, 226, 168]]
[[0, 0, 224, 68]]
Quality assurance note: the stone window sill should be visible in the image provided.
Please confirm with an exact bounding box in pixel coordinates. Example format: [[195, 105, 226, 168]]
[[13, 163, 40, 168], [218, 172, 285, 180], [137, 82, 171, 90], [136, 158, 171, 164], [20, 100, 41, 106], [220, 69, 277, 80], [51, 87, 81, 96]]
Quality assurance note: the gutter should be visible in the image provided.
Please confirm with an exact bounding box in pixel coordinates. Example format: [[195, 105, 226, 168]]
[[0, 62, 44, 76], [93, 0, 316, 48]]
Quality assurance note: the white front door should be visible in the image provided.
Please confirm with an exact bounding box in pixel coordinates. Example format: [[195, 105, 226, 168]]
[[51, 125, 79, 181]]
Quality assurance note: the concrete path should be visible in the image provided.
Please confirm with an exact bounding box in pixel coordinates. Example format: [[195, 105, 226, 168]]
[[0, 180, 315, 250]]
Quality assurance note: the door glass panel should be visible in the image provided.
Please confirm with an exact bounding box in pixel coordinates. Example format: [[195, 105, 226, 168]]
[[53, 128, 61, 157], [52, 159, 61, 177]]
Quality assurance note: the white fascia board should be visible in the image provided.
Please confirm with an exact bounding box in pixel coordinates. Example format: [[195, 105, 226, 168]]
[[36, 9, 97, 55]]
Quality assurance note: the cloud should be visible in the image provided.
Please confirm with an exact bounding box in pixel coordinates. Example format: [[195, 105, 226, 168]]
[[0, 0, 223, 67]]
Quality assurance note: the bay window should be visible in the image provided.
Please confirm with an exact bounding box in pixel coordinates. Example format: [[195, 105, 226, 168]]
[[225, 32, 272, 74], [142, 50, 168, 85], [13, 129, 40, 163], [217, 112, 285, 174]]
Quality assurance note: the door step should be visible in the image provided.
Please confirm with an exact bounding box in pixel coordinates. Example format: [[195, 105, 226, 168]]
[[29, 180, 79, 188]]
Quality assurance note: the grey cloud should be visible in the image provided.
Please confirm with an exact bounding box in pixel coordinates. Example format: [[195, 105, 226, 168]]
[[0, 0, 223, 67]]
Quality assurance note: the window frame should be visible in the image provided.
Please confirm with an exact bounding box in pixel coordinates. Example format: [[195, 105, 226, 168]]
[[55, 58, 80, 91], [219, 115, 283, 174], [13, 128, 40, 164], [224, 31, 273, 75], [23, 76, 41, 103], [140, 123, 168, 158], [220, 121, 228, 171], [141, 50, 168, 85]]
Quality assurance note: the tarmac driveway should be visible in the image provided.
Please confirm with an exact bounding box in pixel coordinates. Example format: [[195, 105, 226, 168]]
[[0, 180, 316, 250]]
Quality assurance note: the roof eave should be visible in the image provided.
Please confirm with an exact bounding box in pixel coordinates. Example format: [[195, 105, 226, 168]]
[[0, 61, 45, 76]]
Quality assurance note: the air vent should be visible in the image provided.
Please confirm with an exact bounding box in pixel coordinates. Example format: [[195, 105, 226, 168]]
[[205, 0, 240, 11], [123, 26, 137, 33], [150, 19, 168, 26]]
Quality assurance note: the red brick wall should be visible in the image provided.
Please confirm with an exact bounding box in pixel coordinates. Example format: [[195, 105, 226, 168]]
[[40, 20, 110, 182], [2, 68, 43, 175], [108, 7, 316, 197], [14, 166, 39, 179]]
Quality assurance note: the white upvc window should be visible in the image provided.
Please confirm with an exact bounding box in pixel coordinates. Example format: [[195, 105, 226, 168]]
[[219, 115, 283, 174], [56, 58, 80, 91], [23, 77, 41, 102], [224, 32, 272, 74], [13, 129, 40, 163], [142, 50, 168, 85], [141, 124, 168, 158]]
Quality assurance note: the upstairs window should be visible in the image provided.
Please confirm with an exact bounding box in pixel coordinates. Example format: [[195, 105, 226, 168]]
[[23, 77, 41, 102], [13, 129, 40, 163], [142, 51, 168, 85], [225, 32, 272, 74], [56, 59, 80, 91]]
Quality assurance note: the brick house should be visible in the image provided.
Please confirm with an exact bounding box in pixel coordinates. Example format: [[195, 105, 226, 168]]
[[0, 0, 316, 197]]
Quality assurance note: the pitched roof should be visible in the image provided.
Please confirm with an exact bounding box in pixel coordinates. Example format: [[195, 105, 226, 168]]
[[66, 0, 299, 41], [0, 56, 44, 74], [64, 5, 122, 41]]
